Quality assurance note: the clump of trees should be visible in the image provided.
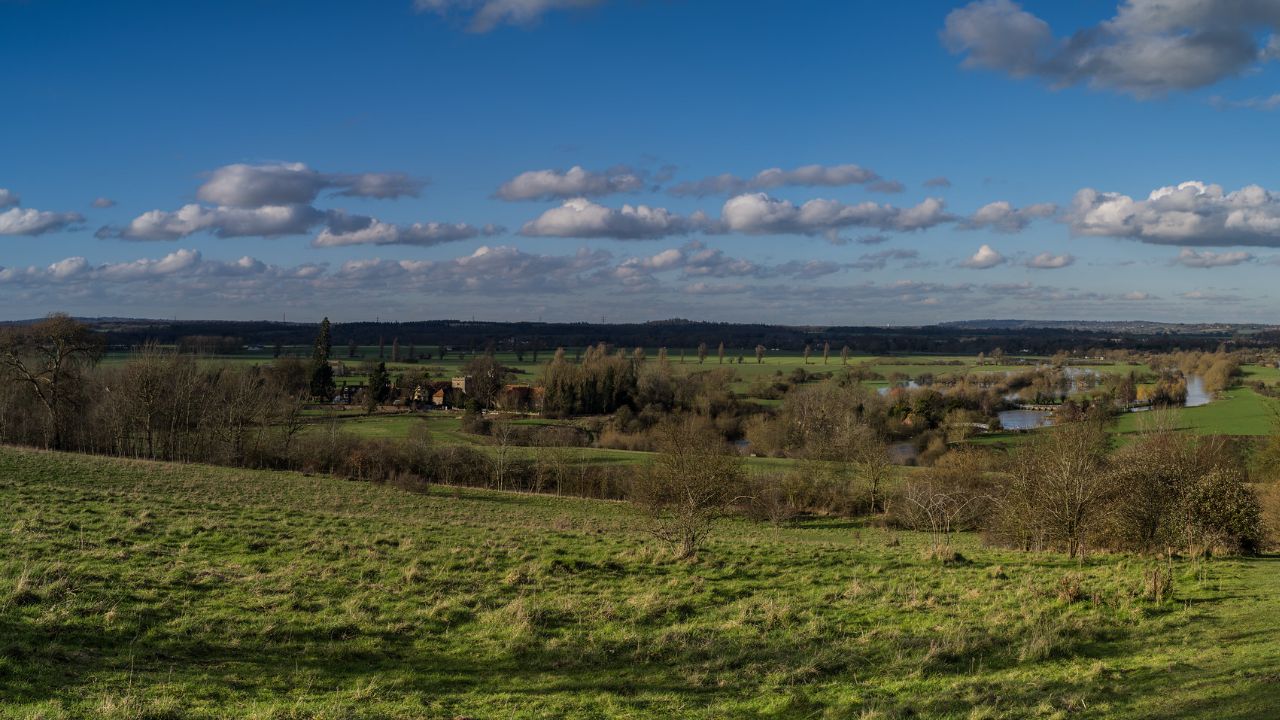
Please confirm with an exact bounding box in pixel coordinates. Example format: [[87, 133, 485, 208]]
[[983, 418, 1261, 557], [542, 344, 637, 416]]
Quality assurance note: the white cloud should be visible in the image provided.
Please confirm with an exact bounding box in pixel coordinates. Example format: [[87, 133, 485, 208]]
[[720, 193, 951, 235], [1123, 291, 1154, 301], [520, 197, 708, 240], [669, 163, 885, 197], [960, 244, 1005, 269], [0, 207, 85, 236], [943, 0, 1280, 98], [112, 204, 325, 240], [105, 162, 427, 241], [923, 177, 952, 188], [413, 0, 604, 32], [0, 189, 19, 209], [1173, 248, 1254, 267], [336, 245, 615, 293], [1025, 252, 1075, 269], [609, 242, 841, 288], [1069, 180, 1280, 246], [98, 249, 204, 281], [963, 200, 1057, 232], [496, 165, 644, 200], [91, 197, 117, 209], [48, 257, 90, 280]]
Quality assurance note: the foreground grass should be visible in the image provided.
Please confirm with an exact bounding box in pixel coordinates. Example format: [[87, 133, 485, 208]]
[[2, 447, 1278, 718]]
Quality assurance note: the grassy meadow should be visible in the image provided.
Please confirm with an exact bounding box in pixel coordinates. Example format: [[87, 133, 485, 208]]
[[3, 446, 1280, 719]]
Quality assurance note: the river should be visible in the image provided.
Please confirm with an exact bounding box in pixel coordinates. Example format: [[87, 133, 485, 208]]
[[997, 374, 1212, 431]]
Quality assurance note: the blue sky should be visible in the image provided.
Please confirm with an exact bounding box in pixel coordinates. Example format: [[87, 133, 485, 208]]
[[4, 0, 1280, 323]]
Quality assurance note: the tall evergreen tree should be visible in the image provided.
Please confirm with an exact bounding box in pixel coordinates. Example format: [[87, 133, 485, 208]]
[[309, 317, 335, 401], [365, 361, 391, 414]]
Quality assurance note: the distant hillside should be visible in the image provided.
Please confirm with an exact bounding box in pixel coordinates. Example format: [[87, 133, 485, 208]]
[[943, 319, 1278, 334], [7, 316, 1277, 354]]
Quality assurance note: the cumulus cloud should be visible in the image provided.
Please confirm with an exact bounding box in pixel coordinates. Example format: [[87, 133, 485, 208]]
[[97, 249, 204, 281], [1025, 252, 1075, 269], [413, 0, 604, 32], [943, 0, 1280, 98], [609, 242, 842, 289], [1068, 181, 1280, 246], [0, 249, 307, 286], [336, 245, 614, 293], [0, 207, 85, 236], [923, 177, 952, 188], [91, 197, 117, 208], [668, 163, 886, 197], [0, 189, 19, 209], [521, 197, 709, 240], [963, 200, 1057, 232], [107, 204, 326, 241], [1173, 248, 1254, 267], [105, 162, 429, 240], [313, 212, 503, 247], [960, 244, 1005, 269], [197, 162, 422, 207], [720, 193, 951, 236], [496, 165, 644, 200]]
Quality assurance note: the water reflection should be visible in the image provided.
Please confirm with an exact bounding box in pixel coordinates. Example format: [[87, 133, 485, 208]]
[[997, 409, 1053, 431], [1184, 375, 1211, 408]]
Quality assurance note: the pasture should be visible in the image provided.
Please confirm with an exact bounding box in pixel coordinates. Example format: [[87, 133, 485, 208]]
[[3, 446, 1280, 718]]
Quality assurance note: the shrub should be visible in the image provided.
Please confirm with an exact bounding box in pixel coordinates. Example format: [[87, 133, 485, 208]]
[[632, 418, 745, 559]]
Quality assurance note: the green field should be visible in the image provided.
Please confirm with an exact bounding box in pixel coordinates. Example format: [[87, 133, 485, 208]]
[[1113, 387, 1280, 437], [3, 446, 1280, 718]]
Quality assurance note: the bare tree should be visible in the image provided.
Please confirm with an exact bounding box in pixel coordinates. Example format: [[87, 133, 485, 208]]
[[0, 314, 104, 449], [992, 421, 1111, 558], [633, 419, 745, 558], [490, 419, 517, 491], [894, 449, 993, 553]]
